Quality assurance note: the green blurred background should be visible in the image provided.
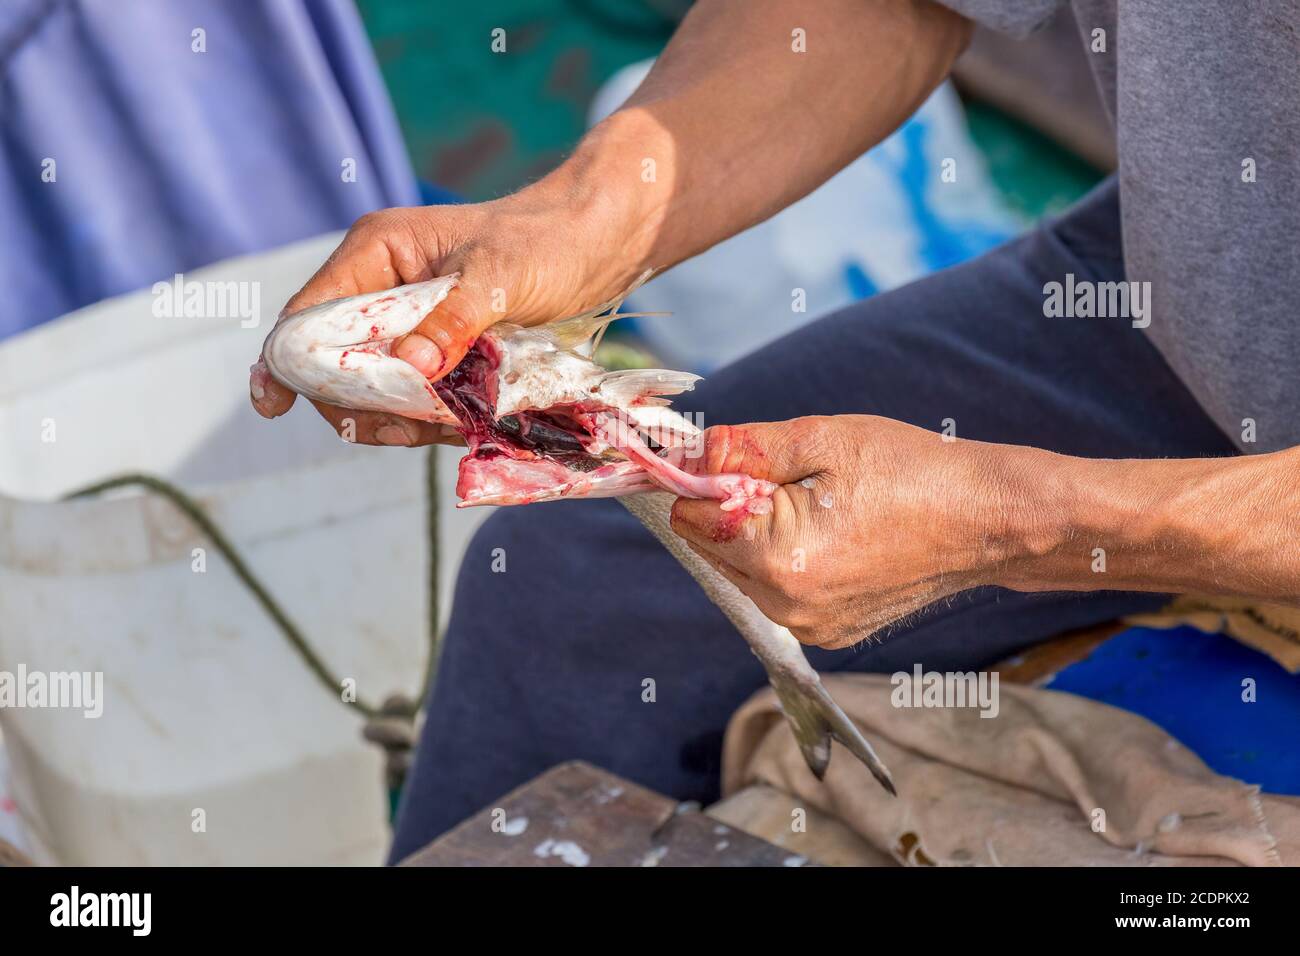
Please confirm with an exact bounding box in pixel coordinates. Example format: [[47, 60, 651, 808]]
[[355, 0, 1102, 220]]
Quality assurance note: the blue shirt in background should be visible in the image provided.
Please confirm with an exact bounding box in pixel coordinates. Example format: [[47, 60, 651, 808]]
[[0, 0, 419, 337]]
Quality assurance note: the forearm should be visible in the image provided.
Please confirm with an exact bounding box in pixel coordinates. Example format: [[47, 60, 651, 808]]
[[514, 0, 970, 302], [995, 445, 1300, 603]]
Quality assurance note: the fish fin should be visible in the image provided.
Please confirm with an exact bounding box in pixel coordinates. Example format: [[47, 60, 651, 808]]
[[546, 269, 664, 349], [769, 669, 897, 795], [595, 368, 701, 406]]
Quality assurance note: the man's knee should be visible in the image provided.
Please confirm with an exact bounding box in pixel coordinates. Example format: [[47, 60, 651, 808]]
[[440, 499, 646, 672], [453, 500, 612, 600]]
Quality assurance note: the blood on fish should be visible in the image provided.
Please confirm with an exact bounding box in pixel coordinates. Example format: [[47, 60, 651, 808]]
[[257, 277, 898, 794], [433, 343, 606, 476], [434, 338, 776, 513]]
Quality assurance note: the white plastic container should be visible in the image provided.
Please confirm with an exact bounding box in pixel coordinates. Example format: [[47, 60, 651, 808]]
[[0, 235, 485, 865]]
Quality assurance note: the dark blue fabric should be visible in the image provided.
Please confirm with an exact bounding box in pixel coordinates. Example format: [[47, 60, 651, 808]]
[[0, 0, 419, 337], [389, 178, 1239, 862], [1049, 626, 1300, 795]]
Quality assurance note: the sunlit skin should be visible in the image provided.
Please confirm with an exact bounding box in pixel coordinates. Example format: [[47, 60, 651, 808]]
[[670, 418, 1300, 649], [251, 0, 969, 439], [251, 0, 1300, 645]]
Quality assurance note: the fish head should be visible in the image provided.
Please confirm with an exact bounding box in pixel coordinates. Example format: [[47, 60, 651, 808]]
[[260, 277, 460, 424]]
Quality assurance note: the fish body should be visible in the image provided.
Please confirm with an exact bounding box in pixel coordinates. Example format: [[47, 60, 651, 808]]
[[622, 492, 896, 794], [259, 277, 895, 793]]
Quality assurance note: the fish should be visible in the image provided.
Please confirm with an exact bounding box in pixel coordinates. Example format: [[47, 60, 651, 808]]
[[259, 275, 896, 794]]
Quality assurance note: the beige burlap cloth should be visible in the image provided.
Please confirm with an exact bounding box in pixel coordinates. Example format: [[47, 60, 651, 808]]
[[722, 673, 1300, 866]]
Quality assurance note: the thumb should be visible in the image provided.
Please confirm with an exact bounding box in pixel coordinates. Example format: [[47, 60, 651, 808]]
[[393, 280, 491, 380], [682, 418, 830, 486]]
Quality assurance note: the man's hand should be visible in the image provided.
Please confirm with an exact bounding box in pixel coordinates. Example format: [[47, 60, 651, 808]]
[[670, 416, 1021, 649], [671, 415, 1300, 649], [249, 187, 647, 445]]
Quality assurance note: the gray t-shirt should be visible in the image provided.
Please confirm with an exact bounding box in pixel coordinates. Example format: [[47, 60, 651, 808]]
[[939, 0, 1298, 452]]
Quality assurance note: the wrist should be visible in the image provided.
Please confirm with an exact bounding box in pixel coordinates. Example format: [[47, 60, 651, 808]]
[[979, 442, 1299, 600], [509, 109, 675, 305], [974, 444, 1081, 591], [987, 449, 1219, 594]]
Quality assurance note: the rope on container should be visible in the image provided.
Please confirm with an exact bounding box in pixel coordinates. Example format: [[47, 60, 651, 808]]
[[63, 446, 443, 792]]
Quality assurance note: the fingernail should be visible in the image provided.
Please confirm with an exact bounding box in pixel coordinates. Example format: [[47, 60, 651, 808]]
[[249, 361, 268, 402], [396, 334, 443, 377], [375, 422, 416, 447]]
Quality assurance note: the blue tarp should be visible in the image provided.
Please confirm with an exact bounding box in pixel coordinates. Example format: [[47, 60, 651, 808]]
[[1049, 626, 1300, 795]]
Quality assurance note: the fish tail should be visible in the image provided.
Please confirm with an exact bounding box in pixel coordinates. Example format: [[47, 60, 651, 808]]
[[768, 668, 897, 795]]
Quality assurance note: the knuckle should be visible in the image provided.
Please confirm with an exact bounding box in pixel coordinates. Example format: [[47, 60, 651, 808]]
[[788, 415, 834, 466], [438, 295, 477, 338], [427, 289, 489, 352], [701, 426, 728, 474], [705, 425, 743, 474], [348, 210, 388, 236]]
